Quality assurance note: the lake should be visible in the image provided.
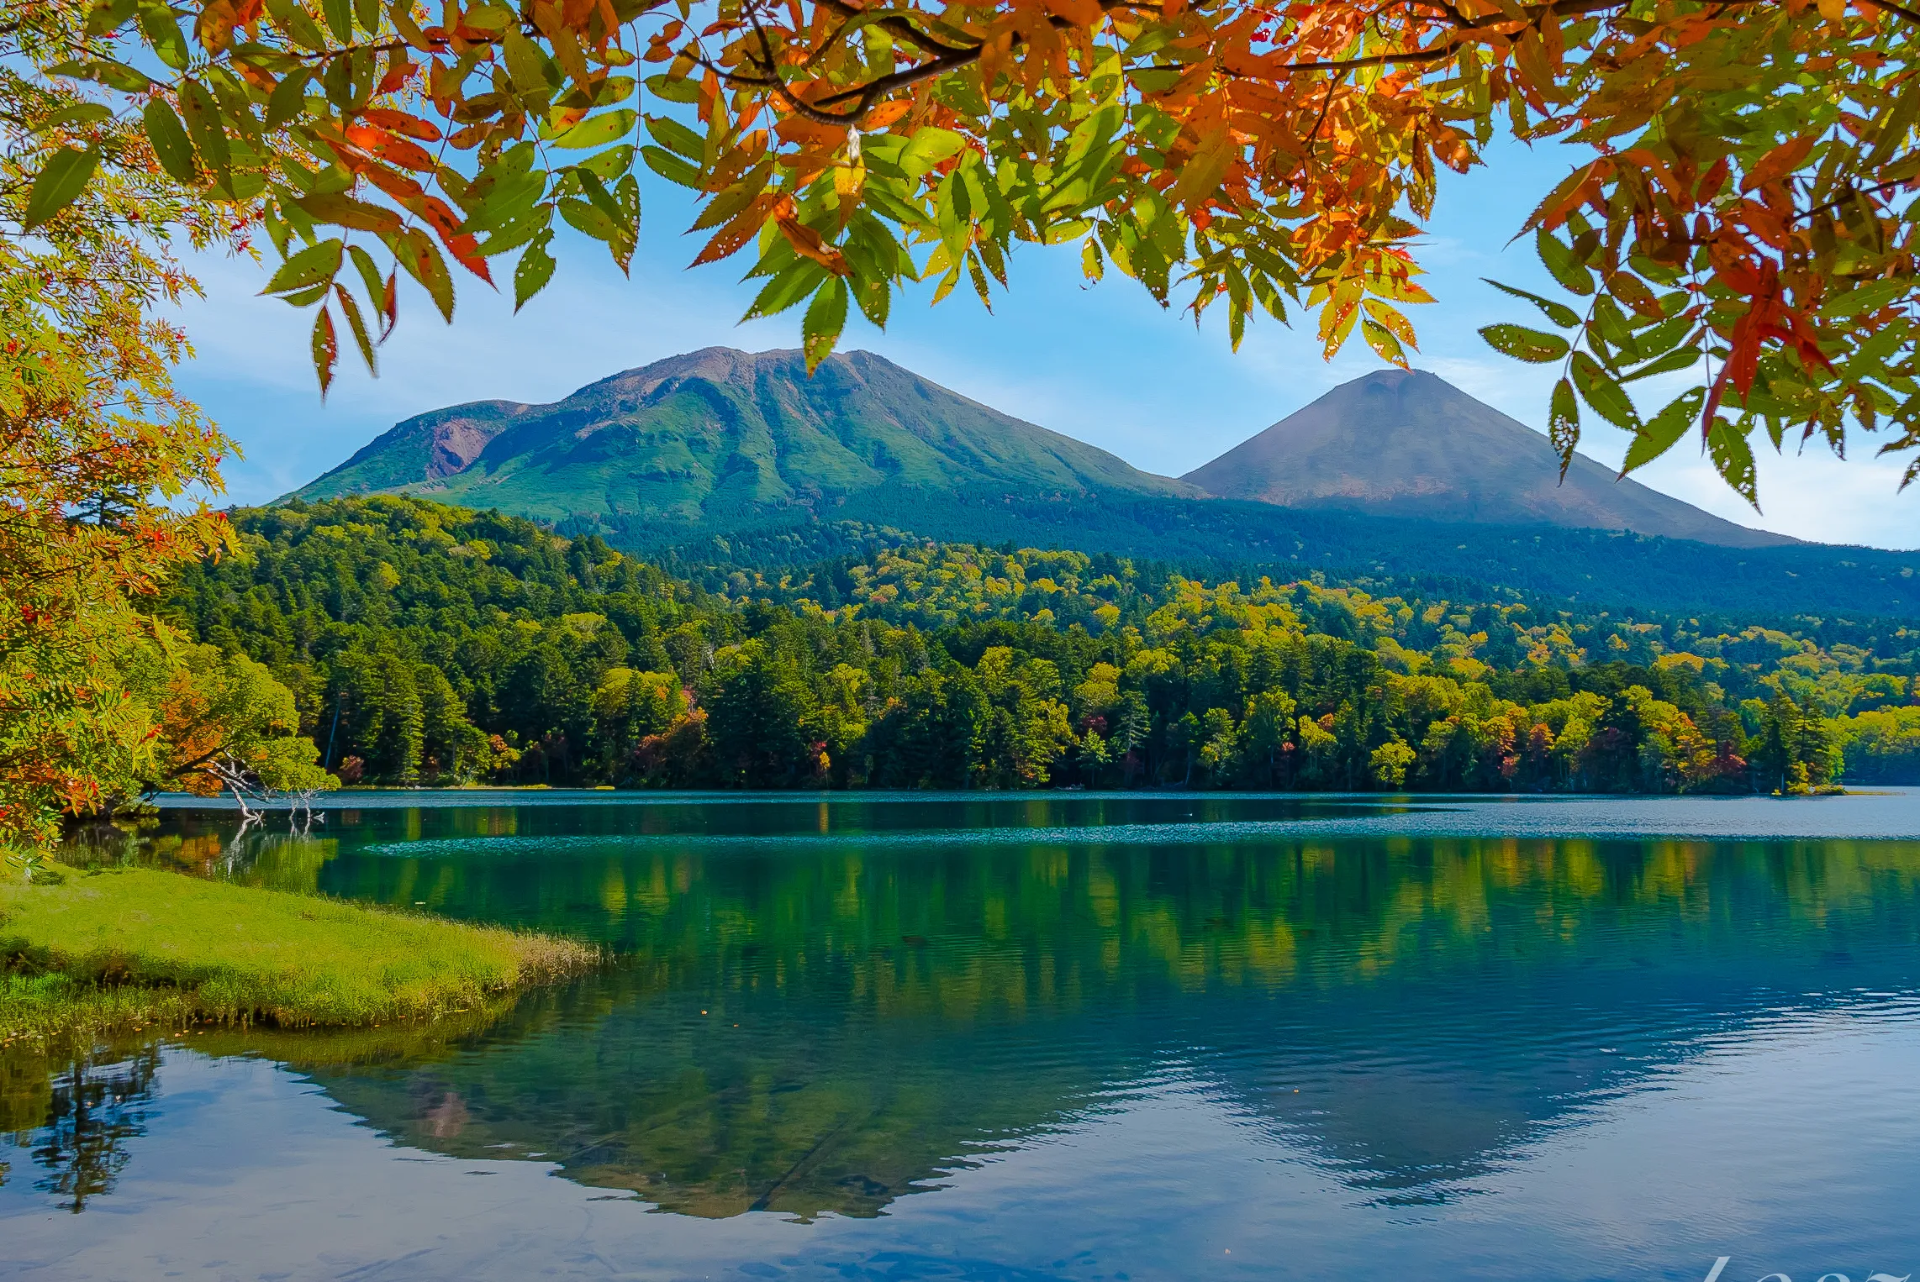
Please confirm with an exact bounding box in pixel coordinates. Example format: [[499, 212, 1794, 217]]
[[6, 791, 1920, 1281]]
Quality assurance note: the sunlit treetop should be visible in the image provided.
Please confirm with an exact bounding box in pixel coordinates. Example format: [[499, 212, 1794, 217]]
[[15, 0, 1920, 506]]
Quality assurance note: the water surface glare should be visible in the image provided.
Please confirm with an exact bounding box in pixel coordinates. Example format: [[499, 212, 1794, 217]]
[[7, 791, 1920, 1280]]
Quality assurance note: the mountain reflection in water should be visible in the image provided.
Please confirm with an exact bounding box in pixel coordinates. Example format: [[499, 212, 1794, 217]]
[[27, 794, 1920, 1228]]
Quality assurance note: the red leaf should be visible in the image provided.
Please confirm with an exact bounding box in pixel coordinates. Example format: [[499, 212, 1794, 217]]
[[360, 106, 440, 141]]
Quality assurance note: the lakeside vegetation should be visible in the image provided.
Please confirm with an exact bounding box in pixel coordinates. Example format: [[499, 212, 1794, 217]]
[[159, 495, 1920, 796], [0, 859, 595, 1047]]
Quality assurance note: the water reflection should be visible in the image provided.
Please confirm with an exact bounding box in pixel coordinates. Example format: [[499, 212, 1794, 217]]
[[33, 799, 1920, 1227], [1, 1049, 157, 1212]]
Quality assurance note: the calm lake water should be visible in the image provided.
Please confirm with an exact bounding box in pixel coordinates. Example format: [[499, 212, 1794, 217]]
[[7, 791, 1920, 1281]]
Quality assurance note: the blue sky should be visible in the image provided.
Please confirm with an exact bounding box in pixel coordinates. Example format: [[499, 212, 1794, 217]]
[[170, 138, 1920, 550]]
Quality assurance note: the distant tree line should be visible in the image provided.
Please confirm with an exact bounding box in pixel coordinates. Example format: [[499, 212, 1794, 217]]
[[160, 497, 1920, 795]]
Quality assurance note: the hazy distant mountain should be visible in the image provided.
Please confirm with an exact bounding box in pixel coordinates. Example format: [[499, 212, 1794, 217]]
[[1183, 369, 1794, 549], [297, 347, 1195, 521]]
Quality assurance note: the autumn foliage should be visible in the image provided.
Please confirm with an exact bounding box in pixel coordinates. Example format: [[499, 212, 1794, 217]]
[[3, 1, 330, 838], [7, 0, 1913, 505]]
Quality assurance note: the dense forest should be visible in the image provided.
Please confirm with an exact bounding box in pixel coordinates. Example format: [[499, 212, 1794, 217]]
[[566, 486, 1920, 620], [160, 496, 1920, 794]]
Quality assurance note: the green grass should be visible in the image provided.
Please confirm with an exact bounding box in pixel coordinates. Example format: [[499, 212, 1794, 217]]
[[1, 861, 597, 1047]]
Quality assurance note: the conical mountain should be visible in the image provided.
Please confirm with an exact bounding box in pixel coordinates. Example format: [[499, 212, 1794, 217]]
[[297, 347, 1195, 522], [1183, 369, 1795, 548]]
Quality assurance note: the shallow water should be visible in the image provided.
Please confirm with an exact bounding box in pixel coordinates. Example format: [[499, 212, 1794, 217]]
[[8, 791, 1920, 1280]]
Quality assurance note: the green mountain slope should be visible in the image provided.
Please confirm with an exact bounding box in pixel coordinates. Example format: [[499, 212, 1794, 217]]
[[298, 347, 1195, 521]]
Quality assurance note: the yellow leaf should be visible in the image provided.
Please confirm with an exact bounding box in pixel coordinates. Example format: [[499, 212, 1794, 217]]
[[1170, 125, 1235, 209]]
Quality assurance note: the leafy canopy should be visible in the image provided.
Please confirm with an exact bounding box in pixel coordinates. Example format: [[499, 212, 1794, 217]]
[[25, 0, 1920, 503], [2, 0, 327, 837]]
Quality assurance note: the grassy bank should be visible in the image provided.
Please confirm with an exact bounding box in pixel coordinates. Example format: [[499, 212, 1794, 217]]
[[1, 861, 596, 1048]]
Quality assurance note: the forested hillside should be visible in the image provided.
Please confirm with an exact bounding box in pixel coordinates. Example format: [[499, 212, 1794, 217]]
[[162, 497, 1920, 794], [589, 489, 1920, 620]]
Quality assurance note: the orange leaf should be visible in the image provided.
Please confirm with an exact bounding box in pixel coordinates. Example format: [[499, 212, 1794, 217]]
[[346, 124, 439, 171], [362, 165, 426, 202], [864, 100, 911, 130], [1741, 136, 1815, 193], [692, 191, 784, 265], [360, 107, 443, 142], [777, 213, 850, 275]]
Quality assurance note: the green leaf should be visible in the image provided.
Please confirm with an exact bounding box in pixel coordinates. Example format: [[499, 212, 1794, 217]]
[[1819, 276, 1908, 319], [321, 0, 351, 41], [85, 0, 139, 35], [179, 79, 232, 177], [53, 57, 152, 91], [1480, 323, 1569, 364], [1361, 318, 1408, 367], [852, 274, 890, 329], [279, 282, 333, 307], [1620, 346, 1700, 383], [1536, 228, 1594, 296], [22, 147, 99, 229], [1484, 277, 1580, 328], [321, 56, 353, 110], [32, 102, 114, 136], [803, 278, 848, 371], [1570, 352, 1639, 429], [1706, 418, 1759, 508], [1633, 311, 1694, 357], [643, 72, 701, 104], [573, 167, 621, 221], [312, 305, 338, 396], [266, 69, 313, 129], [548, 108, 636, 149], [138, 3, 190, 70], [264, 0, 327, 50], [463, 168, 546, 236], [1866, 74, 1920, 171], [335, 283, 377, 374], [641, 144, 701, 188], [1621, 388, 1705, 474], [385, 227, 454, 321], [504, 28, 557, 102], [558, 197, 621, 244], [1081, 236, 1104, 283], [571, 144, 634, 181], [644, 115, 705, 162], [346, 244, 387, 326], [612, 174, 640, 273], [264, 238, 344, 296], [1549, 377, 1580, 474], [742, 261, 829, 320], [1591, 294, 1636, 354], [144, 98, 199, 183], [900, 127, 967, 178], [462, 2, 514, 30], [475, 203, 554, 258], [514, 230, 557, 311]]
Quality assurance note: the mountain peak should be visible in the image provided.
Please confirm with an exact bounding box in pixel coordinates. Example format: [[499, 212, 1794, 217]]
[[1183, 369, 1795, 548], [297, 347, 1192, 523]]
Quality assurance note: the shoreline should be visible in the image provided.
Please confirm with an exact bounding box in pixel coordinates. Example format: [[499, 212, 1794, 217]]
[[1, 861, 597, 1049]]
